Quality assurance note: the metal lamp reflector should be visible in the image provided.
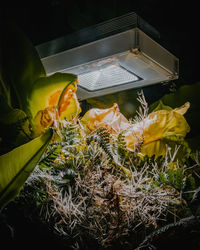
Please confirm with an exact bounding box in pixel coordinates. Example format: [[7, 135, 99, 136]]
[[36, 12, 179, 100], [78, 62, 139, 91]]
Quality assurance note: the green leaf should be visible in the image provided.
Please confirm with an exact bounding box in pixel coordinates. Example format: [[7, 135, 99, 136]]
[[150, 100, 173, 112], [175, 168, 184, 191], [0, 109, 31, 154], [0, 128, 53, 210], [27, 72, 77, 122], [158, 172, 167, 184], [0, 21, 46, 109], [28, 73, 81, 137], [167, 168, 175, 186], [39, 144, 62, 169], [0, 95, 32, 153]]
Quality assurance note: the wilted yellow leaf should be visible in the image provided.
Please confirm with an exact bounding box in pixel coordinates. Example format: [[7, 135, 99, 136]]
[[124, 102, 190, 158], [81, 103, 130, 134], [81, 101, 190, 159]]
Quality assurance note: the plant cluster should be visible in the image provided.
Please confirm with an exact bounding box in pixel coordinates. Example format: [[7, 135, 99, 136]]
[[17, 103, 200, 249]]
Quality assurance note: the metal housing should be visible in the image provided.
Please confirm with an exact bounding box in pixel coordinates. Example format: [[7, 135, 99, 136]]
[[36, 13, 179, 101]]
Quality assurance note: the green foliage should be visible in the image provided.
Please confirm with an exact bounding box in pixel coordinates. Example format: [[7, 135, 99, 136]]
[[27, 73, 77, 125], [158, 172, 168, 184], [0, 21, 50, 209], [39, 144, 62, 169], [153, 157, 200, 205], [190, 151, 200, 164], [155, 167, 185, 191], [0, 21, 46, 109], [86, 127, 114, 161], [12, 119, 199, 248], [151, 100, 173, 112], [187, 176, 196, 190], [117, 132, 127, 159], [60, 121, 81, 146], [0, 95, 31, 154], [0, 128, 53, 211], [36, 122, 84, 186], [0, 21, 80, 209], [167, 168, 175, 186], [174, 168, 185, 190]]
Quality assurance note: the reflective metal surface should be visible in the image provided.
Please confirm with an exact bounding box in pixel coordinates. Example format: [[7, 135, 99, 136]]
[[36, 13, 178, 100]]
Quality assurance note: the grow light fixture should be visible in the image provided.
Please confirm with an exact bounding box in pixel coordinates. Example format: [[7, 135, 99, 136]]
[[75, 56, 140, 91], [36, 12, 179, 100]]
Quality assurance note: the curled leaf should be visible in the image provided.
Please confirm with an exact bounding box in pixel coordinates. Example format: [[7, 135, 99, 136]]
[[173, 102, 190, 115], [59, 93, 81, 121], [29, 73, 81, 136], [81, 103, 130, 134], [124, 102, 190, 158]]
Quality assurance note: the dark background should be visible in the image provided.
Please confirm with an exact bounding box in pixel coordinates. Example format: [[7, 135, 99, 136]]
[[0, 0, 199, 85]]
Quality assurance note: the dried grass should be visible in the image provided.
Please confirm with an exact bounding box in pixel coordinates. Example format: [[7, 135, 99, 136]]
[[28, 149, 181, 247]]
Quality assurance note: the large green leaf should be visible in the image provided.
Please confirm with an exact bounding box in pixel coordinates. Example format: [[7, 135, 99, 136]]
[[0, 94, 31, 154], [27, 72, 77, 122], [26, 72, 80, 137], [0, 20, 46, 109], [0, 128, 53, 211]]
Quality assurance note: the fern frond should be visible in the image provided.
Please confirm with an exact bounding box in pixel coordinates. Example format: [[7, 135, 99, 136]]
[[175, 168, 185, 191], [153, 167, 186, 192], [86, 127, 114, 161], [117, 132, 127, 159], [167, 168, 175, 186], [39, 144, 62, 169], [60, 120, 81, 146]]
